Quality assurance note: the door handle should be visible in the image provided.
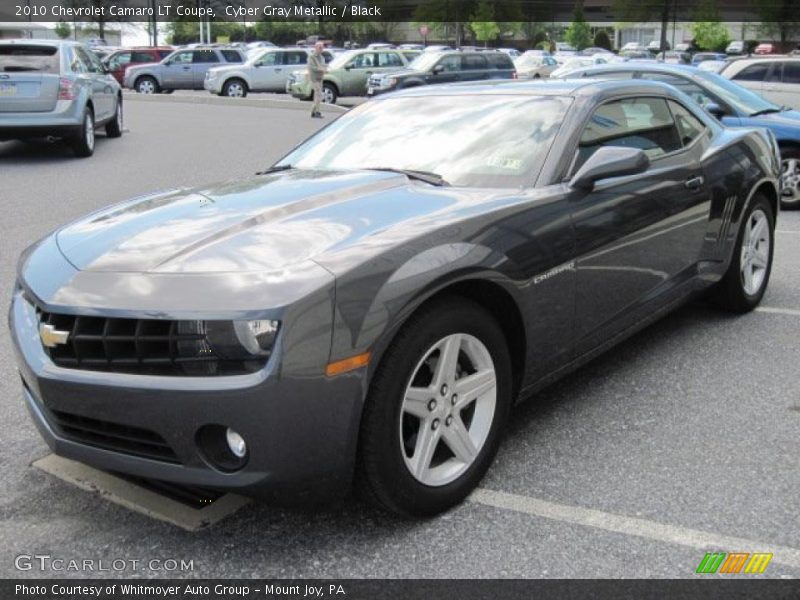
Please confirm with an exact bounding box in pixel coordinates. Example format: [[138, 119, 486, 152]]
[[685, 176, 704, 190], [182, 66, 191, 70], [275, 68, 282, 72]]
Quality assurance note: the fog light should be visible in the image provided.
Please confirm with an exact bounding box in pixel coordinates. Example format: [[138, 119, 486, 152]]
[[226, 428, 247, 458]]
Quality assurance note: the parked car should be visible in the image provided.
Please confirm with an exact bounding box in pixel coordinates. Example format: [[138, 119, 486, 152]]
[[286, 48, 410, 104], [660, 51, 691, 65], [10, 78, 780, 516], [621, 42, 649, 53], [366, 50, 516, 96], [102, 47, 173, 85], [579, 47, 614, 56], [692, 52, 727, 65], [124, 47, 245, 94], [726, 40, 746, 55], [696, 60, 728, 73], [674, 42, 696, 53], [498, 48, 521, 59], [205, 47, 332, 97], [513, 53, 558, 79], [720, 57, 800, 110], [754, 43, 776, 55], [647, 40, 671, 52], [553, 62, 800, 208], [550, 55, 609, 79], [399, 44, 424, 51], [621, 50, 653, 61], [0, 40, 123, 157], [422, 45, 453, 53]]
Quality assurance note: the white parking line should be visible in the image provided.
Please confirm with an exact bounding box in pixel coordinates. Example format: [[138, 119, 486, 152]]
[[471, 488, 800, 569], [756, 306, 800, 317]]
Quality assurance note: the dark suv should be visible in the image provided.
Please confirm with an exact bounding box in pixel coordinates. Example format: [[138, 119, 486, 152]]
[[367, 50, 516, 96], [102, 47, 173, 85]]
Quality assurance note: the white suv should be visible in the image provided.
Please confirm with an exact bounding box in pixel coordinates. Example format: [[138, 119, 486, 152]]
[[720, 57, 800, 109]]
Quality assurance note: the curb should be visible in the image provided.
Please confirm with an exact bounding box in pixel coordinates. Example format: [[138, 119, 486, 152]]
[[122, 91, 351, 113]]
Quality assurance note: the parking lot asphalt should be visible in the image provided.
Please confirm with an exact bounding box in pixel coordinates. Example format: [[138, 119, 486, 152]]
[[0, 99, 798, 579]]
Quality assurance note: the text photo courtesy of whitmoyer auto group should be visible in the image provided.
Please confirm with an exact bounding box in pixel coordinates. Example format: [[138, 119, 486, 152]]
[[1, 0, 799, 598]]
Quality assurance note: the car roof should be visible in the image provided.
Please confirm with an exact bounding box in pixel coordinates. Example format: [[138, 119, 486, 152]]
[[562, 62, 704, 76], [384, 78, 687, 101], [0, 39, 79, 47]]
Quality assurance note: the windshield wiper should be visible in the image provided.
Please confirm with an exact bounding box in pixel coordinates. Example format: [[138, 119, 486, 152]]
[[256, 164, 293, 175], [367, 167, 449, 186], [749, 108, 781, 117]]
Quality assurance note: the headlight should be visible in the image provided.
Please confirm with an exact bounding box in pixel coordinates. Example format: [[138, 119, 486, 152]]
[[177, 320, 280, 361]]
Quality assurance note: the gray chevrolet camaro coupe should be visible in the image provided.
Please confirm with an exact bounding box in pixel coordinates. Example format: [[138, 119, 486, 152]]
[[10, 79, 780, 517]]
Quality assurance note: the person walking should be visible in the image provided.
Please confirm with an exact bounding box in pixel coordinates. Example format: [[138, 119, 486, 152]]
[[308, 42, 328, 119]]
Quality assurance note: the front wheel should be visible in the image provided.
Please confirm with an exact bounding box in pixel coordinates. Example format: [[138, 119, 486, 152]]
[[135, 76, 159, 94], [712, 194, 774, 312], [222, 78, 247, 98], [357, 297, 512, 517], [780, 147, 800, 209], [321, 82, 337, 105]]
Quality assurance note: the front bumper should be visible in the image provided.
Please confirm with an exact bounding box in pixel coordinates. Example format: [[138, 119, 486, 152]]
[[9, 285, 366, 502], [203, 77, 222, 94]]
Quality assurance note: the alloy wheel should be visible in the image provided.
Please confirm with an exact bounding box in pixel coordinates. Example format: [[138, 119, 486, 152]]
[[321, 87, 335, 103], [740, 208, 770, 296], [138, 79, 155, 94], [399, 333, 497, 487], [226, 82, 245, 97], [85, 113, 95, 151], [781, 157, 800, 206]]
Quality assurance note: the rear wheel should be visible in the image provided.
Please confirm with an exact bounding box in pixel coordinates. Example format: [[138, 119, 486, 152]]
[[222, 78, 247, 98], [357, 297, 512, 517], [135, 76, 159, 94], [712, 194, 774, 312], [105, 97, 123, 138], [780, 147, 800, 209], [321, 82, 337, 105], [70, 107, 95, 158]]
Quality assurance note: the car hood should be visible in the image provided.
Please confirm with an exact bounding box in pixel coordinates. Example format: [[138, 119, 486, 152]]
[[53, 169, 484, 276], [126, 62, 160, 72]]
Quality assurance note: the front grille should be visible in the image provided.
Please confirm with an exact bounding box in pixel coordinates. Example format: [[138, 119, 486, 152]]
[[368, 74, 382, 87], [48, 408, 180, 463], [36, 310, 262, 376]]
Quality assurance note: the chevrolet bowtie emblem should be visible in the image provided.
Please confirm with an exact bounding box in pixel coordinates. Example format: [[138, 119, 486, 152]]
[[39, 323, 70, 348]]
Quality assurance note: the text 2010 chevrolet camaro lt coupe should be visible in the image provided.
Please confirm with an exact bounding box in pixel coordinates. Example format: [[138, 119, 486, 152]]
[[10, 80, 780, 516]]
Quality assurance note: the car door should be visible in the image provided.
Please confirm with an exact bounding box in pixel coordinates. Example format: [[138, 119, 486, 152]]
[[191, 50, 220, 88], [342, 52, 376, 95], [248, 51, 279, 91], [460, 54, 489, 81], [161, 50, 193, 88], [428, 54, 461, 85], [763, 61, 800, 109], [73, 45, 114, 120], [729, 62, 771, 99], [568, 96, 711, 354]]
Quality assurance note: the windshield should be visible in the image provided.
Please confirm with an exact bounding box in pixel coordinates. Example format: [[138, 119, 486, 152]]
[[693, 70, 780, 115], [0, 44, 59, 72], [408, 52, 445, 71], [515, 55, 542, 68], [279, 94, 572, 188], [328, 50, 358, 69]]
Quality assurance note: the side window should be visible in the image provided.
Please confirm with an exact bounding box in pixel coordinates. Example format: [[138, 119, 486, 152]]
[[462, 54, 488, 70], [284, 52, 307, 66], [351, 53, 375, 68], [69, 48, 87, 73], [171, 51, 193, 64], [544, 57, 557, 66], [667, 100, 707, 146], [129, 51, 153, 63], [486, 54, 512, 69], [322, 51, 334, 63], [575, 97, 682, 170], [221, 50, 242, 63], [192, 50, 218, 64], [639, 73, 715, 106], [765, 62, 782, 83], [783, 62, 800, 84], [435, 55, 461, 72], [108, 52, 131, 70], [256, 52, 279, 66], [378, 52, 403, 67], [732, 63, 769, 82], [74, 46, 99, 73]]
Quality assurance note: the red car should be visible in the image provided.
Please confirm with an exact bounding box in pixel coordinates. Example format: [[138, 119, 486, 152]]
[[754, 43, 776, 55], [103, 47, 173, 85]]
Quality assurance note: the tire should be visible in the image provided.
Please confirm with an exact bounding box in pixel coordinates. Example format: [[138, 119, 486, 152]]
[[222, 78, 247, 98], [712, 194, 774, 312], [105, 97, 123, 138], [533, 73, 541, 79], [70, 107, 95, 158], [321, 82, 338, 105], [135, 76, 159, 94], [780, 147, 800, 209], [357, 297, 513, 517]]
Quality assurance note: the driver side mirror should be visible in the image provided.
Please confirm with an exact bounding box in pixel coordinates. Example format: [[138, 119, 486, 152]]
[[703, 102, 726, 119], [433, 64, 445, 74], [569, 146, 650, 191]]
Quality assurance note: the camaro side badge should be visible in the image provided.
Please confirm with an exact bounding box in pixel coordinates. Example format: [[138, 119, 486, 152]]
[[39, 323, 70, 348], [534, 261, 576, 285]]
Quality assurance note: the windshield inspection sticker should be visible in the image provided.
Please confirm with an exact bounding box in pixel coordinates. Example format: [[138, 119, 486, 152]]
[[486, 156, 523, 170]]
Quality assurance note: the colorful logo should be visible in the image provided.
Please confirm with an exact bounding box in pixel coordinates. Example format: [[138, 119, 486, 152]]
[[696, 552, 773, 574]]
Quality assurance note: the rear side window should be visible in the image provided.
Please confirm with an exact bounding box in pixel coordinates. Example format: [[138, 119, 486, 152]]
[[462, 54, 488, 70], [576, 97, 682, 169], [0, 44, 59, 73], [221, 50, 242, 63], [130, 51, 155, 63], [733, 63, 769, 82], [378, 52, 403, 67], [667, 100, 707, 146], [107, 51, 131, 70], [284, 52, 307, 66], [486, 54, 513, 69], [192, 50, 217, 64], [639, 73, 716, 106], [782, 62, 800, 84]]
